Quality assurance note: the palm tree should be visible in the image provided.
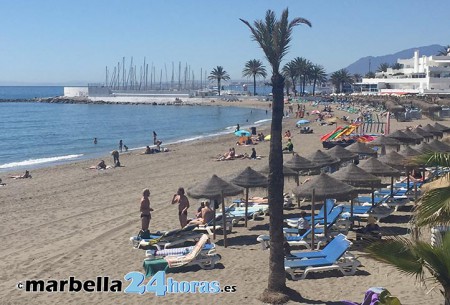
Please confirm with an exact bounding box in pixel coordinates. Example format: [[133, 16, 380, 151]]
[[353, 73, 362, 83], [365, 71, 376, 78], [377, 63, 390, 73], [366, 152, 450, 305], [282, 61, 298, 96], [310, 64, 327, 96], [208, 66, 230, 96], [330, 69, 352, 93], [391, 63, 403, 70], [240, 9, 311, 302], [292, 57, 309, 95], [242, 59, 267, 96]]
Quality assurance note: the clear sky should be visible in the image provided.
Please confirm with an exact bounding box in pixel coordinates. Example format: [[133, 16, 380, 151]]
[[0, 0, 447, 85]]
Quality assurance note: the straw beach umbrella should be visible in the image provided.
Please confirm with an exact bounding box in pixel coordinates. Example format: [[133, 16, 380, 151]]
[[414, 142, 440, 154], [284, 154, 321, 207], [413, 127, 434, 142], [230, 167, 268, 228], [359, 157, 401, 198], [259, 164, 298, 180], [387, 130, 416, 145], [293, 173, 356, 242], [366, 135, 401, 155], [422, 124, 443, 139], [187, 174, 243, 246], [403, 129, 424, 144], [429, 139, 450, 153], [378, 151, 407, 170], [326, 145, 358, 163], [331, 164, 383, 222], [433, 122, 450, 133], [346, 141, 378, 158], [307, 150, 340, 170]]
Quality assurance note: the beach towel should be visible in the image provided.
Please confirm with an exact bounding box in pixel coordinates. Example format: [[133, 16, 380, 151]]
[[143, 259, 169, 277], [342, 287, 401, 305]]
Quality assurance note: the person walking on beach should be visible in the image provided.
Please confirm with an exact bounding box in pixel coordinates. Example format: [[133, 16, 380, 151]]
[[111, 150, 120, 166], [153, 131, 157, 145], [93, 138, 97, 144], [119, 140, 123, 152], [171, 187, 190, 228], [140, 188, 153, 234]]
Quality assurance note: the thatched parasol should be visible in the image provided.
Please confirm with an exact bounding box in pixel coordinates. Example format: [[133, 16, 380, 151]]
[[366, 135, 401, 147], [307, 150, 340, 168], [293, 173, 356, 239], [414, 142, 440, 154], [326, 145, 358, 163], [378, 151, 407, 169], [346, 141, 378, 157], [413, 127, 434, 141], [359, 157, 401, 197], [331, 163, 383, 216], [398, 146, 421, 158], [187, 174, 243, 246], [403, 129, 424, 144], [259, 164, 298, 179], [434, 122, 450, 133], [387, 130, 416, 144], [429, 139, 450, 153], [422, 124, 444, 138], [230, 167, 268, 228]]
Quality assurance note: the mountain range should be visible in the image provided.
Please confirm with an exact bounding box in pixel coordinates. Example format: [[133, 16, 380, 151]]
[[344, 44, 446, 75]]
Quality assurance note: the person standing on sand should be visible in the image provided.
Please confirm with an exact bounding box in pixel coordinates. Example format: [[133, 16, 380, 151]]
[[171, 187, 190, 228], [94, 138, 97, 144], [119, 140, 123, 152], [140, 189, 153, 233], [111, 150, 120, 166], [153, 131, 157, 145]]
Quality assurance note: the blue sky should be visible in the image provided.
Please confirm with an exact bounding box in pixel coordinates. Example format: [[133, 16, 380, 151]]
[[0, 0, 447, 85]]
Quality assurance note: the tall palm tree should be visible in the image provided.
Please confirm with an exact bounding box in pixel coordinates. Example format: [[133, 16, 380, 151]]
[[391, 63, 403, 70], [292, 57, 309, 95], [366, 152, 450, 305], [240, 9, 311, 302], [242, 59, 267, 96], [377, 63, 390, 73], [330, 69, 352, 93], [310, 64, 327, 96], [282, 61, 298, 96], [208, 66, 230, 96], [353, 73, 362, 83], [365, 71, 376, 78]]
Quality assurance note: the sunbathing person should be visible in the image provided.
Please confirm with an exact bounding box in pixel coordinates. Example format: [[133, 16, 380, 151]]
[[189, 201, 214, 225], [10, 170, 32, 179], [0, 178, 5, 186]]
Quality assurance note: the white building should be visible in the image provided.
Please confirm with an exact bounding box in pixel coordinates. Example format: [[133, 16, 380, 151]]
[[356, 49, 450, 95]]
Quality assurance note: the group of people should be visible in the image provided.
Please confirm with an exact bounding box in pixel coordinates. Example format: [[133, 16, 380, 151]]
[[217, 147, 258, 161], [138, 187, 215, 235]]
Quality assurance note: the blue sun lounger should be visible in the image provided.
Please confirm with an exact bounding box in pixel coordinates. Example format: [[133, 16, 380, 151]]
[[286, 199, 335, 228], [284, 234, 360, 280]]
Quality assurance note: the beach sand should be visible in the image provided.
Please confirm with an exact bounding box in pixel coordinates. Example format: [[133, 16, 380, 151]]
[[0, 98, 445, 305]]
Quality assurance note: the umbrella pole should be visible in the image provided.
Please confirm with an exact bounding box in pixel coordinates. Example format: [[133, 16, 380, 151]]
[[323, 199, 328, 240], [406, 169, 410, 190], [311, 189, 315, 250], [212, 198, 216, 240], [350, 197, 354, 229], [390, 176, 394, 197], [371, 186, 375, 207], [296, 171, 300, 208], [221, 191, 227, 248], [245, 188, 249, 228]]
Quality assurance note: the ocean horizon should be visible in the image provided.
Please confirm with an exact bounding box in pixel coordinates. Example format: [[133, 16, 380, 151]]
[[0, 86, 271, 172]]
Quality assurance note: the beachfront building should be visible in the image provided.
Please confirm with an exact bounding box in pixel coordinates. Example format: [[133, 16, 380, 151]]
[[355, 49, 450, 95]]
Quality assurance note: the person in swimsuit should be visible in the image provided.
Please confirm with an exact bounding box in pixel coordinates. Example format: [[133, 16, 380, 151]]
[[140, 188, 153, 232], [171, 187, 190, 228], [189, 201, 214, 225]]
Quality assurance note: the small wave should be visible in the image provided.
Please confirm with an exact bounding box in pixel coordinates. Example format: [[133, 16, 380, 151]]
[[253, 119, 272, 125], [0, 154, 83, 169]]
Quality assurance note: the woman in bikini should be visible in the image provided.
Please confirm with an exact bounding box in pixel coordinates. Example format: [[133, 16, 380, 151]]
[[140, 189, 153, 233]]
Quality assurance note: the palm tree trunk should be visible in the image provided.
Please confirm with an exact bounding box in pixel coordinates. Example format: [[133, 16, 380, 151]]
[[267, 72, 286, 292], [218, 79, 221, 96], [253, 74, 257, 96], [313, 79, 317, 96], [445, 286, 450, 305]]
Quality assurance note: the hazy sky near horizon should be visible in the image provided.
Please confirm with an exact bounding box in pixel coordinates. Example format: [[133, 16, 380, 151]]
[[0, 0, 447, 85]]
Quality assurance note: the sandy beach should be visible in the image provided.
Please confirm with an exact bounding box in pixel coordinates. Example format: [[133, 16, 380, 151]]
[[0, 98, 445, 305]]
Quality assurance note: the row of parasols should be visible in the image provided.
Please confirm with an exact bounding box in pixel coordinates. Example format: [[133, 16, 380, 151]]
[[186, 129, 450, 247]]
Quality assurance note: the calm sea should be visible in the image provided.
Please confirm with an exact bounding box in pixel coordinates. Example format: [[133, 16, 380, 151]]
[[0, 86, 271, 172]]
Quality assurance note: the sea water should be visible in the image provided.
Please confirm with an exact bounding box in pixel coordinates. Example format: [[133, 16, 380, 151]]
[[0, 92, 271, 172]]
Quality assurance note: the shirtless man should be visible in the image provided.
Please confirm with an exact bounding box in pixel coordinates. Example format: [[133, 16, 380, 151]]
[[171, 187, 190, 228], [140, 189, 153, 232], [189, 201, 214, 225]]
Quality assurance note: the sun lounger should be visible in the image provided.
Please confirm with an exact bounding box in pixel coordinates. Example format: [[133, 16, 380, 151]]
[[130, 225, 206, 250], [284, 234, 360, 280], [142, 234, 221, 277], [286, 199, 335, 228], [286, 234, 352, 260]]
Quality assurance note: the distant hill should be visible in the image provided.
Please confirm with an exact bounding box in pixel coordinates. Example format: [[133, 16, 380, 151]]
[[344, 44, 445, 75]]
